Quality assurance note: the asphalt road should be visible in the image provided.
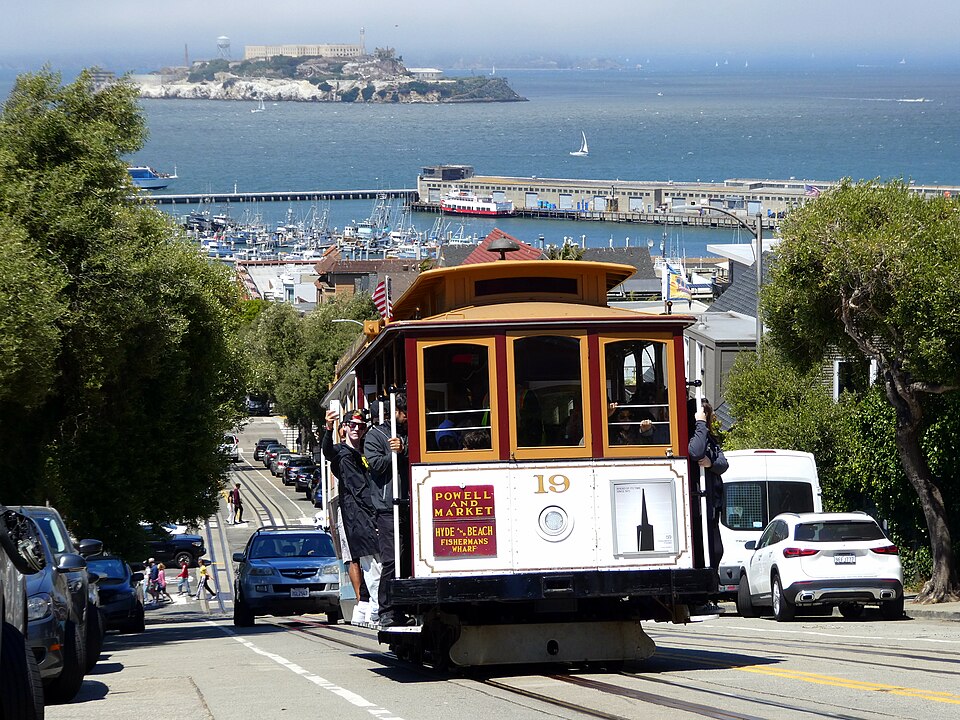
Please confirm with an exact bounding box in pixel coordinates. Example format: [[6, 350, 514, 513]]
[[43, 416, 960, 720]]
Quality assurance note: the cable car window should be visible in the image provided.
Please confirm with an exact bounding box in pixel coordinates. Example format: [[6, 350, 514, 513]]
[[512, 336, 584, 448], [604, 339, 671, 446], [422, 343, 491, 451]]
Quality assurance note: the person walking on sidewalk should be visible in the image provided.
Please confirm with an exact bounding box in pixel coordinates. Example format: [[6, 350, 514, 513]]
[[231, 482, 244, 524], [195, 559, 217, 600], [176, 559, 191, 596]]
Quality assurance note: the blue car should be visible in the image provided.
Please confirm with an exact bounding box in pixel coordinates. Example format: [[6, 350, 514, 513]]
[[86, 556, 145, 633]]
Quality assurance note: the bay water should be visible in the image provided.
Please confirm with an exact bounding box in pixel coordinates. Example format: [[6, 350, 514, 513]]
[[7, 67, 960, 257]]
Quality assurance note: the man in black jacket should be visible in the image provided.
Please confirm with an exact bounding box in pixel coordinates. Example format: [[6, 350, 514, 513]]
[[323, 407, 381, 623], [364, 393, 411, 627]]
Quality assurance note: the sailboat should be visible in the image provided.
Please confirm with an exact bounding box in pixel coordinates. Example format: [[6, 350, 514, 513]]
[[569, 131, 589, 157], [251, 98, 266, 113]]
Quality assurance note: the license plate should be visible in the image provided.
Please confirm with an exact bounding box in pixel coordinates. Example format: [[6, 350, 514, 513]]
[[290, 587, 310, 598], [834, 554, 856, 565]]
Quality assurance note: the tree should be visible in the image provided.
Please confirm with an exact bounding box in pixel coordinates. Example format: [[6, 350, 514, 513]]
[[0, 69, 248, 557], [763, 179, 960, 602], [545, 240, 584, 260]]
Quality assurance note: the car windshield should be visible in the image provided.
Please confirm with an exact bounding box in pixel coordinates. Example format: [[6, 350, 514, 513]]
[[250, 534, 336, 559], [87, 557, 127, 579], [794, 520, 885, 542]]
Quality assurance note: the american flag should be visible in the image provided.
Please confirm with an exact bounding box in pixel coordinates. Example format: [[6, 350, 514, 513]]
[[372, 277, 392, 321], [804, 184, 821, 197]]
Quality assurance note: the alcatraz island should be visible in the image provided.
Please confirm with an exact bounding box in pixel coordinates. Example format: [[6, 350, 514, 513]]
[[133, 34, 526, 105]]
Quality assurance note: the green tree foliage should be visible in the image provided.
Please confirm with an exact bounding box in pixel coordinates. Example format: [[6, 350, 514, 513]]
[[245, 294, 377, 450], [545, 240, 585, 260], [0, 69, 247, 558], [763, 179, 960, 602]]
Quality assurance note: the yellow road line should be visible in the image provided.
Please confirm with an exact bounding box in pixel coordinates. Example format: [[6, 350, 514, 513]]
[[656, 649, 960, 705]]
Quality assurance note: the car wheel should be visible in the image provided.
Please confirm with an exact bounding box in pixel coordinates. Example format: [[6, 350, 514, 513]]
[[84, 607, 104, 672], [1, 621, 44, 720], [233, 592, 255, 627], [46, 620, 85, 703], [736, 575, 759, 618], [839, 602, 864, 619], [324, 606, 342, 624], [880, 595, 905, 620], [772, 575, 795, 622], [125, 603, 146, 634], [175, 551, 195, 568]]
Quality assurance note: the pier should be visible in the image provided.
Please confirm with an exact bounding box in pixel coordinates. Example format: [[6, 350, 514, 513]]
[[410, 202, 779, 231], [143, 188, 418, 206]]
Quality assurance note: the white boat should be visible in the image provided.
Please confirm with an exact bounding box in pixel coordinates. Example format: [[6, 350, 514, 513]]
[[440, 190, 514, 217], [251, 98, 266, 113], [128, 165, 177, 190], [569, 131, 589, 157]]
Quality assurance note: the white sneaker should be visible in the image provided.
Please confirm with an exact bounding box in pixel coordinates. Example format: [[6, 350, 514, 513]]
[[351, 601, 369, 624]]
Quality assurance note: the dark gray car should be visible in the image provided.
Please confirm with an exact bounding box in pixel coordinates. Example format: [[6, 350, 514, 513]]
[[24, 516, 88, 703], [0, 504, 46, 719]]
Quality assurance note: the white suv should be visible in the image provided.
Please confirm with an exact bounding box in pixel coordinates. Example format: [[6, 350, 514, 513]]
[[220, 433, 240, 462], [737, 512, 904, 621]]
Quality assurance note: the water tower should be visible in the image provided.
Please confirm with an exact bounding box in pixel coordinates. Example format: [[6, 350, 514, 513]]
[[217, 36, 231, 59]]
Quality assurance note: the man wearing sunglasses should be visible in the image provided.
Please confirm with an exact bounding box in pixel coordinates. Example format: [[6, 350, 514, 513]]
[[322, 407, 381, 624]]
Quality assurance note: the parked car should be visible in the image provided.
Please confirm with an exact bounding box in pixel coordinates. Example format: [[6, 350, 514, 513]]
[[271, 452, 293, 477], [142, 524, 206, 568], [23, 515, 89, 703], [220, 433, 240, 463], [85, 556, 145, 634], [232, 526, 340, 627], [263, 444, 288, 469], [0, 504, 45, 720], [15, 505, 104, 675], [737, 512, 904, 621], [283, 456, 315, 486], [139, 520, 192, 536], [307, 469, 325, 506], [253, 437, 280, 462], [291, 463, 318, 493]]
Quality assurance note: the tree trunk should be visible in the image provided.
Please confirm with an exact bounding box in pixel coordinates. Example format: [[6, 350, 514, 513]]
[[893, 415, 960, 604]]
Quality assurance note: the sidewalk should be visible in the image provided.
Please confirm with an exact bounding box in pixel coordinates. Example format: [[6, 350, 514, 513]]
[[903, 596, 960, 622]]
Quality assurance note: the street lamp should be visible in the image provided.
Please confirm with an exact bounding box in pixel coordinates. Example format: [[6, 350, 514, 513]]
[[331, 318, 364, 328], [673, 204, 764, 349]]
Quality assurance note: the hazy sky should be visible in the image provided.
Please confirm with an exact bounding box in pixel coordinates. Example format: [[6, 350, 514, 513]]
[[3, 1, 958, 72]]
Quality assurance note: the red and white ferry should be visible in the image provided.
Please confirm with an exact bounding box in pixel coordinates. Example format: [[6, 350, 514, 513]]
[[440, 190, 514, 217]]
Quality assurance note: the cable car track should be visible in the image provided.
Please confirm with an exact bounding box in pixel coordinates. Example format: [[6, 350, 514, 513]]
[[258, 617, 883, 720]]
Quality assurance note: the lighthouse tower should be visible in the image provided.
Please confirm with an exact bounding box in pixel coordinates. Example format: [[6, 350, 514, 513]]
[[360, 27, 366, 55]]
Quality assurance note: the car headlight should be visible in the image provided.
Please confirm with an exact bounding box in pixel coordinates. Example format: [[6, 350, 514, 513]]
[[320, 564, 340, 575], [27, 593, 53, 622], [249, 566, 277, 577]]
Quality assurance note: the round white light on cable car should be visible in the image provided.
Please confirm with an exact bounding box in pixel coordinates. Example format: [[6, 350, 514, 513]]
[[537, 505, 573, 542]]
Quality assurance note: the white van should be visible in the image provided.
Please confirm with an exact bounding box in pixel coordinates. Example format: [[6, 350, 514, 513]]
[[717, 449, 823, 595]]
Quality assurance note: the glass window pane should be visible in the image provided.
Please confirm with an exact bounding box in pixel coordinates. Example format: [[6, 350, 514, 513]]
[[513, 336, 583, 447], [604, 340, 671, 446], [423, 343, 491, 451], [723, 482, 766, 530]]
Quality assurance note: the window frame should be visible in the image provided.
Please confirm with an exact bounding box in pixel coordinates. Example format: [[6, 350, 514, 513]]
[[416, 337, 500, 463], [598, 332, 680, 459], [505, 331, 592, 461]]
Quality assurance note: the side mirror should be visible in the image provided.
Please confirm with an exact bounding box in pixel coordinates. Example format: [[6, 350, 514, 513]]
[[77, 538, 104, 557], [131, 572, 144, 583], [744, 540, 756, 551], [232, 552, 246, 563], [56, 552, 87, 573]]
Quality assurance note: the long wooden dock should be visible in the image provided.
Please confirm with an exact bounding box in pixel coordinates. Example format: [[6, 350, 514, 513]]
[[142, 188, 418, 205]]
